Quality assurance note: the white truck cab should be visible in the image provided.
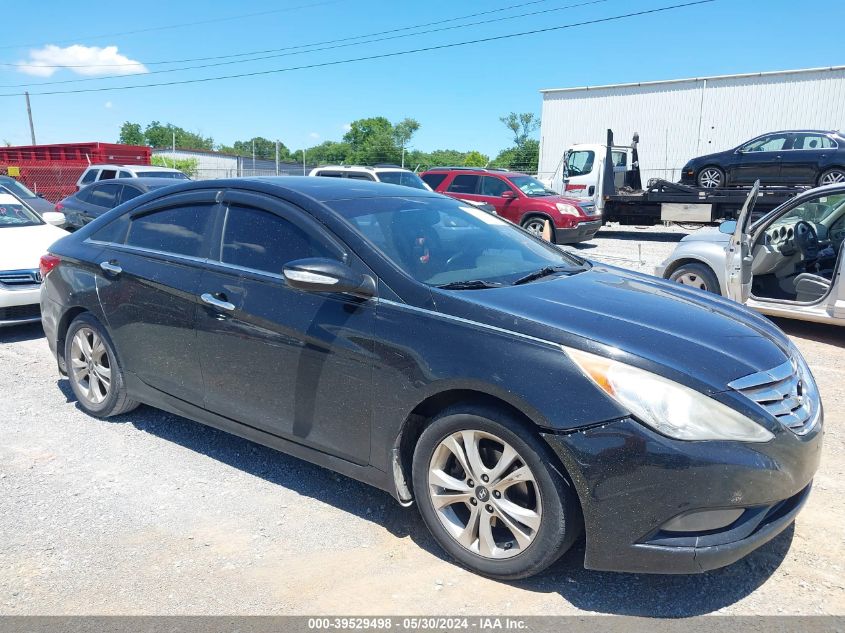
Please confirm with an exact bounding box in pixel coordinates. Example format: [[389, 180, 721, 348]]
[[551, 137, 637, 213]]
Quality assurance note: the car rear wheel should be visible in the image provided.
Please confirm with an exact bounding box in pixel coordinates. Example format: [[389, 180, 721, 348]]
[[697, 167, 724, 188], [412, 406, 581, 579], [521, 216, 555, 243], [818, 168, 845, 186], [668, 262, 721, 294], [65, 313, 139, 418]]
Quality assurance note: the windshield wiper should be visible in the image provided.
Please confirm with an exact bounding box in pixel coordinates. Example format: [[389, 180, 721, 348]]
[[512, 266, 572, 285], [436, 280, 502, 290]]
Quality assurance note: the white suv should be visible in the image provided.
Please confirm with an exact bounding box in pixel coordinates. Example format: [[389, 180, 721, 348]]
[[76, 164, 190, 189], [308, 165, 431, 191]]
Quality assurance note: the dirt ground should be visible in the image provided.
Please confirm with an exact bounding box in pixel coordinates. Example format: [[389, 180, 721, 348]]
[[1, 227, 843, 616]]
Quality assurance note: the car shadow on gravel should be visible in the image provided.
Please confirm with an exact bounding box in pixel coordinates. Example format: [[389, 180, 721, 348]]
[[771, 317, 845, 347], [511, 525, 793, 616], [590, 229, 689, 243], [0, 322, 44, 343], [55, 379, 795, 617]]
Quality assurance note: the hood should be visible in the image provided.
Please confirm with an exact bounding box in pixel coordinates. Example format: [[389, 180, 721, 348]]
[[684, 149, 734, 168], [0, 224, 67, 271], [679, 226, 730, 244], [436, 264, 791, 394]]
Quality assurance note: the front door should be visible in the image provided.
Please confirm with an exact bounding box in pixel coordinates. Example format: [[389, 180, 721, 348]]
[[478, 176, 519, 220], [732, 134, 789, 185], [725, 181, 759, 304], [94, 190, 220, 403], [195, 190, 376, 465]]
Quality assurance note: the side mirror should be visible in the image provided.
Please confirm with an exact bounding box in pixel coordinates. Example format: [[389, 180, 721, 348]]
[[42, 211, 66, 227], [283, 258, 376, 297], [501, 190, 517, 199], [719, 220, 737, 235]]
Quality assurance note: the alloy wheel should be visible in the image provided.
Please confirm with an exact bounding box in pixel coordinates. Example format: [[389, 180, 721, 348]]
[[698, 168, 723, 188], [427, 430, 542, 559], [673, 271, 709, 291], [523, 219, 546, 236], [69, 327, 112, 405], [820, 170, 845, 185]]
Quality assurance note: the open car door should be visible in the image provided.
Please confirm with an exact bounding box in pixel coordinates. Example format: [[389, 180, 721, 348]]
[[725, 180, 759, 304]]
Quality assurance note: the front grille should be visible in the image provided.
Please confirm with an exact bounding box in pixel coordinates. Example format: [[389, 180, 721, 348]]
[[0, 304, 41, 322], [728, 358, 819, 435], [0, 269, 41, 288]]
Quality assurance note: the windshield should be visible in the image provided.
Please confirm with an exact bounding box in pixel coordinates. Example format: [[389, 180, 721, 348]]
[[377, 171, 429, 190], [0, 178, 38, 199], [564, 150, 595, 176], [508, 176, 556, 197], [334, 196, 586, 286], [135, 171, 189, 180], [0, 198, 43, 228]]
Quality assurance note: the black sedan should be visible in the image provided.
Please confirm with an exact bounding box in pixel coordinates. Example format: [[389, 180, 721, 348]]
[[681, 129, 845, 188], [0, 175, 55, 215], [39, 178, 821, 578], [58, 177, 177, 230]]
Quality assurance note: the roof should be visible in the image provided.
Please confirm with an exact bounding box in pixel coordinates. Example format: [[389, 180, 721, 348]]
[[540, 65, 845, 94], [248, 176, 440, 201], [422, 167, 524, 176], [312, 165, 414, 173]]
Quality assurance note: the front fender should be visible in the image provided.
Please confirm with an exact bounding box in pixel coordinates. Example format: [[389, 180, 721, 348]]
[[659, 241, 729, 296]]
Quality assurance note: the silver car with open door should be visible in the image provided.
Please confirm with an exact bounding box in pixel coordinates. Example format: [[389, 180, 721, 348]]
[[656, 181, 845, 325]]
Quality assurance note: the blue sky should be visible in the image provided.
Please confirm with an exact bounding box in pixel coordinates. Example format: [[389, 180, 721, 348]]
[[1, 0, 843, 157]]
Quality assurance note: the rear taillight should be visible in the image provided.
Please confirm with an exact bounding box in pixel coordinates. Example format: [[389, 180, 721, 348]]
[[564, 184, 587, 192], [39, 254, 61, 279]]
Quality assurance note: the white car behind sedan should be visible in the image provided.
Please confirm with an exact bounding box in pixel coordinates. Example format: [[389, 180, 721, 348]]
[[0, 193, 67, 326]]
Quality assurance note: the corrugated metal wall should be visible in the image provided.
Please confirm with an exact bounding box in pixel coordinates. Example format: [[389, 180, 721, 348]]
[[539, 67, 845, 184]]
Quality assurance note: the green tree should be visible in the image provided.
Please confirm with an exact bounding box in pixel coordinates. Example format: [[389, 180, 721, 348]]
[[291, 141, 352, 165], [499, 112, 540, 148], [118, 122, 145, 146], [222, 137, 289, 161], [151, 155, 199, 178], [491, 139, 539, 173], [142, 121, 214, 150], [463, 150, 489, 167]]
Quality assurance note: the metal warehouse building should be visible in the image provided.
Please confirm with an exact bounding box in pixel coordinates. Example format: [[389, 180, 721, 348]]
[[538, 66, 845, 184]]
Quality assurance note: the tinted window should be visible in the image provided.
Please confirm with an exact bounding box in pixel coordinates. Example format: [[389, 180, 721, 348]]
[[447, 174, 480, 194], [126, 204, 213, 257], [118, 171, 133, 178], [80, 170, 98, 185], [347, 173, 376, 181], [98, 169, 117, 181], [421, 173, 447, 189], [376, 171, 429, 190], [480, 176, 512, 197], [91, 215, 129, 244], [791, 134, 837, 150], [220, 206, 338, 274], [134, 171, 189, 180], [313, 171, 344, 178], [120, 186, 144, 204], [88, 183, 122, 208]]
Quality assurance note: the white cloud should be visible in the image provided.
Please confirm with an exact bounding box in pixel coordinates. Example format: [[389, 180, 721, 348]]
[[309, 132, 320, 139], [342, 123, 352, 132], [16, 45, 148, 77], [104, 101, 113, 109]]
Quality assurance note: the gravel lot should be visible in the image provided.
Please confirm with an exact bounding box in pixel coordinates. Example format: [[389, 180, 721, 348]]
[[2, 226, 844, 616]]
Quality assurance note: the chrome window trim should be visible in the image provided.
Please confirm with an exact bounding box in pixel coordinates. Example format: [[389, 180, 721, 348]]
[[85, 239, 208, 265], [376, 298, 563, 350]]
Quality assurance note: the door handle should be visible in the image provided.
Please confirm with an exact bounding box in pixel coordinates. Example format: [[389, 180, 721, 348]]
[[200, 293, 235, 311], [99, 261, 122, 275]]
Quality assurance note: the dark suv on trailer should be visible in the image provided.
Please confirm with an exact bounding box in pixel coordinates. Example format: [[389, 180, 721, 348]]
[[40, 177, 821, 579], [682, 130, 845, 188], [421, 167, 602, 243]]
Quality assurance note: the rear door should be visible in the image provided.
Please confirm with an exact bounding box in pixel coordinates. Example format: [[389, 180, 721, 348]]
[[93, 189, 220, 403], [781, 133, 836, 185], [195, 190, 376, 464], [725, 181, 759, 303]]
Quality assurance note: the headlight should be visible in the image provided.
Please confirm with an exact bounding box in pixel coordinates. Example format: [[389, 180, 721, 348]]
[[556, 203, 580, 216], [565, 347, 774, 442]]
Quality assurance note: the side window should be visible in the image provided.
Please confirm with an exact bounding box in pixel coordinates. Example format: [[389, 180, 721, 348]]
[[742, 135, 788, 153], [98, 169, 117, 181], [612, 151, 627, 167], [446, 174, 480, 194], [88, 183, 122, 208], [314, 171, 344, 178], [220, 206, 339, 274], [421, 173, 447, 189], [480, 176, 512, 197], [120, 186, 143, 204], [791, 134, 836, 150], [118, 171, 133, 178], [565, 151, 595, 176], [125, 204, 214, 257], [347, 173, 376, 180], [80, 169, 98, 185], [91, 215, 129, 244]]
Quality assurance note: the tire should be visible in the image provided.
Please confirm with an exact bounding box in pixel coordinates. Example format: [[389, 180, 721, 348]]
[[521, 215, 555, 244], [65, 313, 139, 418], [818, 168, 845, 186], [697, 166, 724, 188], [411, 405, 582, 580], [668, 262, 721, 295]]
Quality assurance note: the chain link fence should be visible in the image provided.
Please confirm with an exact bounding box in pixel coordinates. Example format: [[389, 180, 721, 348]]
[[0, 161, 88, 203]]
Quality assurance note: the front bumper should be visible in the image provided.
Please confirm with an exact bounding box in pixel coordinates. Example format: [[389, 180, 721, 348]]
[[543, 415, 822, 574], [555, 219, 602, 244], [0, 286, 42, 326]]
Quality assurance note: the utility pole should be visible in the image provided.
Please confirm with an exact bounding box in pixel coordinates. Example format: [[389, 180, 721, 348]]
[[302, 149, 306, 175], [172, 131, 176, 162], [275, 140, 280, 176], [24, 92, 36, 145], [252, 139, 256, 174]]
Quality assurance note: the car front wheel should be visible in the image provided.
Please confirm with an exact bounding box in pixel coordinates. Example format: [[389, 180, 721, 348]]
[[697, 167, 724, 188], [668, 262, 721, 294], [412, 406, 581, 580]]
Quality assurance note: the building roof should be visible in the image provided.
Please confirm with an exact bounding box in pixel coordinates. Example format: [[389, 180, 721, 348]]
[[540, 65, 845, 95]]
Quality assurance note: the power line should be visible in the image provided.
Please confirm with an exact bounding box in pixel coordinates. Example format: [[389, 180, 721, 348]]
[[1, 0, 612, 88], [1, 0, 557, 69], [0, 1, 345, 51], [0, 1, 716, 98]]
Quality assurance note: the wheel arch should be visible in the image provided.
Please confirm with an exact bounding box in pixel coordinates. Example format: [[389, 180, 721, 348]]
[[520, 211, 555, 228], [55, 306, 90, 374]]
